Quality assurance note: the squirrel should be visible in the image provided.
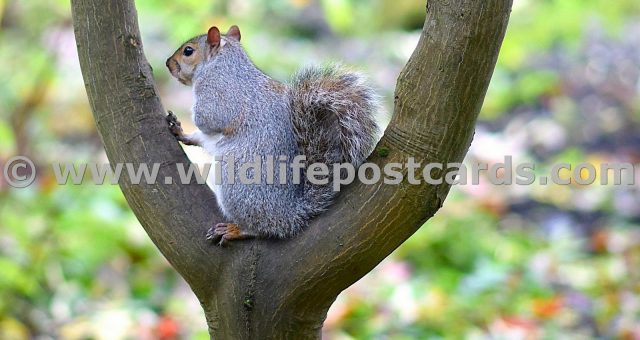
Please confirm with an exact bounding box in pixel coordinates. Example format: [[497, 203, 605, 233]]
[[165, 25, 379, 245]]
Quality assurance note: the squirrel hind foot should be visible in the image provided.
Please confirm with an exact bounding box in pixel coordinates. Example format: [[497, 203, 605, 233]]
[[206, 223, 256, 246]]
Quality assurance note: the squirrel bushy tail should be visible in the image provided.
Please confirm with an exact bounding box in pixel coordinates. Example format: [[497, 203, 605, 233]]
[[289, 65, 380, 214]]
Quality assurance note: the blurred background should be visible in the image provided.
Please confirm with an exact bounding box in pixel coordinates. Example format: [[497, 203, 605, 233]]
[[1, 0, 640, 338]]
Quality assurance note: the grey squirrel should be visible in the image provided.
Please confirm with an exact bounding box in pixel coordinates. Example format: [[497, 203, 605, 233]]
[[165, 25, 379, 244]]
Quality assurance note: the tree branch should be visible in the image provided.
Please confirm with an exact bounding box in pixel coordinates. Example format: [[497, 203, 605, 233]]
[[71, 0, 225, 297], [272, 0, 514, 315], [71, 0, 512, 338]]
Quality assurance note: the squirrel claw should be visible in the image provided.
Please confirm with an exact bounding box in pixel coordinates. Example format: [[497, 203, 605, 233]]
[[206, 223, 253, 246], [205, 224, 225, 246]]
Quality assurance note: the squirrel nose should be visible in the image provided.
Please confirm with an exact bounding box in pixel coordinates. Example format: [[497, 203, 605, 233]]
[[165, 58, 171, 69]]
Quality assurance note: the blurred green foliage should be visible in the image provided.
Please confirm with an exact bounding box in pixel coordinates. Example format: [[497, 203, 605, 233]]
[[1, 0, 639, 339]]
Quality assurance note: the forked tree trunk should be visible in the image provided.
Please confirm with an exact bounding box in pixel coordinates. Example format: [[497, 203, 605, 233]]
[[70, 1, 512, 338]]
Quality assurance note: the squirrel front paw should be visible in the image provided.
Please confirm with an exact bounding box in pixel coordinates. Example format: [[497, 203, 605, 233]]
[[166, 111, 202, 146], [166, 110, 184, 138], [206, 223, 255, 246]]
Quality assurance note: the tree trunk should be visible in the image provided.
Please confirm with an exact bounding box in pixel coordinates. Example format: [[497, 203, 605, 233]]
[[70, 0, 512, 338]]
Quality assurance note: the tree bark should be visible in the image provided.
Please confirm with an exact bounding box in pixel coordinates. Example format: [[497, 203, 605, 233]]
[[71, 0, 512, 338]]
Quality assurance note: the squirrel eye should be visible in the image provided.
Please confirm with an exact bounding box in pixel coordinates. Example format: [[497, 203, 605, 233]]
[[183, 46, 194, 57]]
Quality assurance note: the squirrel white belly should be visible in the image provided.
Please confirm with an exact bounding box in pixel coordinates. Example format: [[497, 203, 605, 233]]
[[165, 25, 379, 244]]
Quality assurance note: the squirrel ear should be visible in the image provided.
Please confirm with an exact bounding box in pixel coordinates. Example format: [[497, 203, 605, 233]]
[[207, 26, 221, 45], [227, 25, 241, 41]]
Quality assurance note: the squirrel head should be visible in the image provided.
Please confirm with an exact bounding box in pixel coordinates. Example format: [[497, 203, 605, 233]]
[[166, 25, 242, 86]]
